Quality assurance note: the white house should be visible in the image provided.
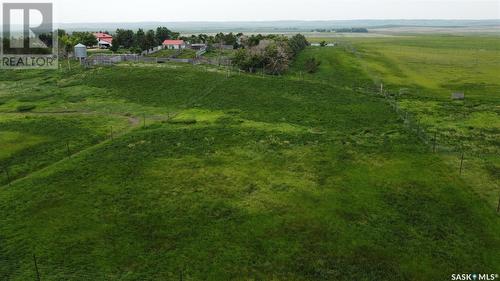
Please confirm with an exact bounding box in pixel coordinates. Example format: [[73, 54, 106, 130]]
[[163, 40, 186, 50]]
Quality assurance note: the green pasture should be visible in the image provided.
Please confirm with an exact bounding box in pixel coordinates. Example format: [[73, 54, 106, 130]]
[[148, 49, 179, 58], [0, 35, 499, 280], [148, 49, 197, 59], [295, 36, 499, 153]]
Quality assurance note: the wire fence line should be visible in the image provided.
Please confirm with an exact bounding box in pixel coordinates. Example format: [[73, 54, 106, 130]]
[[84, 53, 233, 68], [338, 42, 498, 157], [370, 85, 499, 158], [357, 83, 500, 216], [0, 257, 188, 281]]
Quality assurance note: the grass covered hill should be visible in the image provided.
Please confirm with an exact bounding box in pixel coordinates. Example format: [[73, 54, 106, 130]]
[[0, 36, 499, 280]]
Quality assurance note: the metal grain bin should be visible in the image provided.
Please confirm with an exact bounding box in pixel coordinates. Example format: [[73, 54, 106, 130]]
[[74, 43, 87, 59]]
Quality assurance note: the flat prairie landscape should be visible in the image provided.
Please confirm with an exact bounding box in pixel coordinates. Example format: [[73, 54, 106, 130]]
[[0, 34, 499, 280]]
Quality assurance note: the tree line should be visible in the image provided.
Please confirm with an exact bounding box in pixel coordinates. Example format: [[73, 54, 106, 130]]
[[57, 28, 250, 54], [110, 27, 180, 53], [56, 27, 181, 54]]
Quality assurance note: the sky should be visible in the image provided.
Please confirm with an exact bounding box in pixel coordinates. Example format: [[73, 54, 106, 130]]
[[45, 0, 500, 22]]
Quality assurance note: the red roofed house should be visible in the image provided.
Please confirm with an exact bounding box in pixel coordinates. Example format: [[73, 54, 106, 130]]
[[93, 32, 113, 49], [163, 40, 186, 50]]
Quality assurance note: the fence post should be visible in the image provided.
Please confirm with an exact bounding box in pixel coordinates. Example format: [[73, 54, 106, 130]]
[[33, 254, 41, 281], [433, 132, 437, 153], [497, 193, 500, 213], [66, 141, 71, 158], [4, 167, 11, 186], [459, 152, 464, 175], [143, 114, 146, 128]]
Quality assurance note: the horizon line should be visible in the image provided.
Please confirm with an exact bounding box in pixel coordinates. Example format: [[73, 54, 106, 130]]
[[54, 19, 500, 24]]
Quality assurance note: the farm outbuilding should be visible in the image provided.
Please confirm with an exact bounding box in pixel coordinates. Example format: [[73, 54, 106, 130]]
[[163, 40, 186, 50], [74, 43, 87, 60], [190, 43, 207, 50], [93, 32, 113, 49]]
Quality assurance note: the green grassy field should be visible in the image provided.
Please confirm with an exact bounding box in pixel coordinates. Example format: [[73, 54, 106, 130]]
[[292, 35, 499, 207], [0, 35, 499, 280], [148, 49, 180, 58]]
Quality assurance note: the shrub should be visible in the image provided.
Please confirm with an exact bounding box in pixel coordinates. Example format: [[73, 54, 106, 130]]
[[288, 34, 309, 56], [234, 33, 309, 75], [16, 104, 36, 112], [305, 57, 321, 73]]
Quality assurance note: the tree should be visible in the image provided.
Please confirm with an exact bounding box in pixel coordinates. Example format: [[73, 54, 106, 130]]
[[198, 34, 208, 43], [288, 34, 309, 56], [72, 32, 97, 47], [320, 41, 327, 47], [171, 32, 180, 40], [264, 40, 292, 75], [145, 30, 157, 50], [57, 29, 67, 37], [59, 33, 77, 57], [233, 49, 250, 70], [233, 49, 264, 73], [156, 26, 173, 42], [246, 34, 263, 47], [233, 33, 306, 75], [110, 38, 119, 52], [135, 29, 146, 50], [115, 29, 135, 49], [223, 33, 237, 46]]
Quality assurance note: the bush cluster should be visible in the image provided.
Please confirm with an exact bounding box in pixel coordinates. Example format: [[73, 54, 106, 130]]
[[232, 34, 309, 75]]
